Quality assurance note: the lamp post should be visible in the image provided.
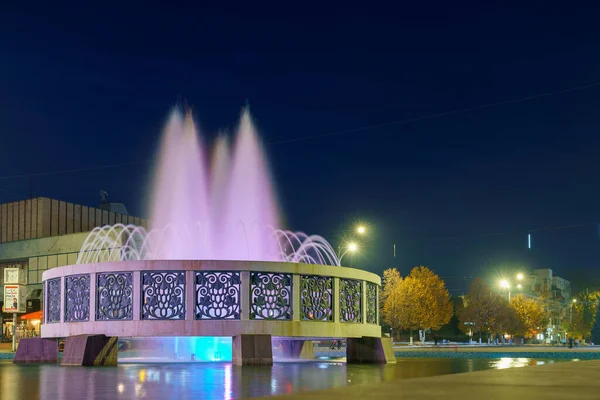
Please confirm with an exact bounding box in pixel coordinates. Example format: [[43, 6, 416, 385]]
[[339, 242, 358, 265], [337, 223, 368, 266], [500, 280, 511, 303]]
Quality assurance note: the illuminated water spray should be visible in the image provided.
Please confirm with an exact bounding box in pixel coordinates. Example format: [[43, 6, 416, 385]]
[[77, 108, 340, 265]]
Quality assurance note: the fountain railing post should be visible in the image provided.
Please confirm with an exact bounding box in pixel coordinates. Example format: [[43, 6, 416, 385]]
[[133, 271, 141, 321], [333, 277, 340, 324], [361, 280, 367, 326], [292, 275, 300, 322], [186, 270, 195, 323], [240, 271, 250, 320], [89, 272, 97, 322]]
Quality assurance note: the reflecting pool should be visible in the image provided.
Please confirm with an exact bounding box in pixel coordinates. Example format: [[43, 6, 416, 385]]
[[0, 357, 566, 400]]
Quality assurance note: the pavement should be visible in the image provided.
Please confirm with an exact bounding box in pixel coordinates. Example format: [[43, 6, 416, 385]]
[[258, 360, 600, 400], [393, 344, 600, 352]]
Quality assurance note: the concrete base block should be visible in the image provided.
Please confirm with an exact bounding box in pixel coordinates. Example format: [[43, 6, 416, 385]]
[[13, 338, 58, 364], [281, 340, 315, 359], [232, 334, 273, 366], [347, 336, 396, 364], [381, 337, 397, 364], [61, 334, 118, 366]]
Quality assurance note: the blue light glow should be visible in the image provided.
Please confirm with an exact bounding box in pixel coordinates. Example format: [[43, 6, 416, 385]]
[[119, 336, 233, 362]]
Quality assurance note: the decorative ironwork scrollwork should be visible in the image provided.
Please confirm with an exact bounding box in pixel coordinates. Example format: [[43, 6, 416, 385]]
[[340, 278, 362, 323], [250, 272, 292, 320], [366, 282, 378, 324], [96, 272, 133, 320], [195, 271, 240, 320], [46, 278, 61, 323], [300, 275, 333, 321], [141, 271, 186, 320], [65, 274, 91, 322]]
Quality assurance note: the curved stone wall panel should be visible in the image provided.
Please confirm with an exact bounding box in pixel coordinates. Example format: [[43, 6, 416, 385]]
[[41, 260, 381, 339], [46, 278, 61, 324], [65, 274, 90, 322], [96, 272, 133, 321], [250, 272, 292, 320], [141, 271, 186, 320], [195, 271, 240, 320], [340, 278, 362, 323], [300, 275, 333, 321]]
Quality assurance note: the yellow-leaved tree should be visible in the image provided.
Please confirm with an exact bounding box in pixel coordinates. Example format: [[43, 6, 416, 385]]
[[400, 266, 453, 340], [380, 268, 403, 339], [510, 294, 547, 338]]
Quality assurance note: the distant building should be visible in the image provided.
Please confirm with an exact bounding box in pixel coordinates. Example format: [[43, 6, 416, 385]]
[[0, 197, 146, 338]]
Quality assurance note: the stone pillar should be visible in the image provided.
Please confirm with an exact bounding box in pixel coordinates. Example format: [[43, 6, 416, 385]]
[[13, 337, 58, 364], [333, 277, 340, 323], [293, 275, 301, 321], [232, 334, 273, 366], [280, 340, 314, 359], [240, 271, 250, 320], [61, 334, 118, 366], [346, 336, 396, 364]]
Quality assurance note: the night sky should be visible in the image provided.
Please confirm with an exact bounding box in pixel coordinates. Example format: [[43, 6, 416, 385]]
[[2, 3, 600, 293]]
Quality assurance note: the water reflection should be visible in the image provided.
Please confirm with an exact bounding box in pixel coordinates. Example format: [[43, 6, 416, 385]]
[[0, 358, 567, 400]]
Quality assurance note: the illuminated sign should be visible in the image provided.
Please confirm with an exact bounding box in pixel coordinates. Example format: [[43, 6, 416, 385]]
[[3, 285, 27, 313]]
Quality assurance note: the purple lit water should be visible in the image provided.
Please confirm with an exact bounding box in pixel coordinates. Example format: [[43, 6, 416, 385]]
[[149, 109, 280, 261], [76, 109, 340, 265]]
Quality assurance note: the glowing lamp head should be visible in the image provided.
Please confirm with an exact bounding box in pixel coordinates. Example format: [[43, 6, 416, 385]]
[[357, 226, 366, 234], [517, 284, 522, 289], [517, 273, 524, 281], [573, 298, 577, 303], [347, 242, 358, 252], [499, 279, 510, 289]]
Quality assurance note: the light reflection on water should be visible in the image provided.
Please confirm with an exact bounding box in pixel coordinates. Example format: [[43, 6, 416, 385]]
[[0, 358, 563, 400]]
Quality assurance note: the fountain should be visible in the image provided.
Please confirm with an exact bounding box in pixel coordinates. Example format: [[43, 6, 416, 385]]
[[37, 107, 385, 367]]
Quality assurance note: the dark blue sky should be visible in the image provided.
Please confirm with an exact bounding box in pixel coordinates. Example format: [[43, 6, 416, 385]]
[[2, 3, 600, 292]]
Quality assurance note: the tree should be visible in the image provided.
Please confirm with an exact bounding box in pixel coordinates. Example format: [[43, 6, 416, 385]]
[[488, 295, 522, 343], [381, 268, 403, 338], [591, 303, 600, 344], [399, 266, 453, 340], [510, 294, 547, 338], [457, 278, 495, 340], [568, 290, 600, 340]]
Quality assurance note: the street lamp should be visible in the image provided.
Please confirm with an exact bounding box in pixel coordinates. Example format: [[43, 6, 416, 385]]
[[356, 225, 366, 235], [339, 242, 358, 265], [516, 273, 524, 281], [500, 279, 511, 303]]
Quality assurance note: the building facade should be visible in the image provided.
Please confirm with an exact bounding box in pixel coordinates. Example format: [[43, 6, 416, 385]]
[[0, 197, 146, 339]]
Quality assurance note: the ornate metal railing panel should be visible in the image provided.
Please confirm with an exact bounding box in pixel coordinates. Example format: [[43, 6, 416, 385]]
[[366, 282, 378, 324], [300, 275, 333, 321], [250, 272, 292, 320], [96, 272, 133, 321], [65, 274, 91, 322], [340, 278, 362, 323], [141, 271, 186, 320], [46, 278, 62, 323], [195, 271, 241, 320]]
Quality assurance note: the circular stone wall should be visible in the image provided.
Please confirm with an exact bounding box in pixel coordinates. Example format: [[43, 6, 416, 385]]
[[41, 260, 381, 339]]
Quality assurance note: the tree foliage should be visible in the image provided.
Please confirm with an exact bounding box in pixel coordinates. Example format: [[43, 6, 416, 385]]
[[458, 278, 524, 340], [509, 294, 546, 338], [400, 266, 453, 332], [567, 290, 600, 340], [457, 278, 494, 338], [381, 268, 403, 332]]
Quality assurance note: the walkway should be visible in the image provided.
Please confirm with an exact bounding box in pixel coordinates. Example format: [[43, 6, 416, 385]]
[[260, 360, 600, 399]]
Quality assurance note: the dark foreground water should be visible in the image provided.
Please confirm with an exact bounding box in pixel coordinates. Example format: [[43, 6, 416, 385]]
[[0, 358, 565, 400]]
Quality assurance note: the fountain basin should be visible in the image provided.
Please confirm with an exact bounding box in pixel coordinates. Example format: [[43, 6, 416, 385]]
[[41, 260, 381, 339]]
